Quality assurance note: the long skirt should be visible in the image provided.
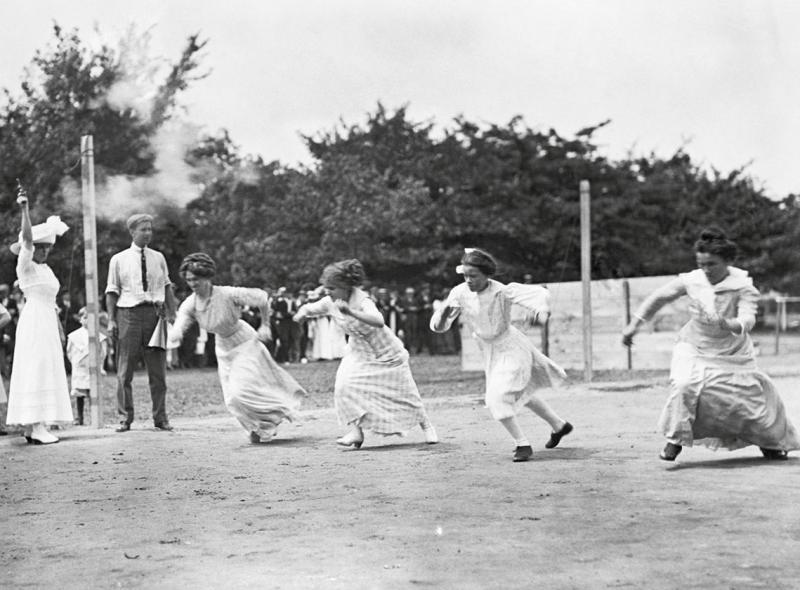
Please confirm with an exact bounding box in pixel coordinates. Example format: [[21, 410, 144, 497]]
[[659, 342, 800, 451], [6, 298, 72, 425], [481, 326, 567, 420], [217, 337, 304, 439], [334, 351, 426, 435]]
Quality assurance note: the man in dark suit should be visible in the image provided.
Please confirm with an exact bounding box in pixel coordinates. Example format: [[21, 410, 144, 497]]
[[271, 287, 294, 363]]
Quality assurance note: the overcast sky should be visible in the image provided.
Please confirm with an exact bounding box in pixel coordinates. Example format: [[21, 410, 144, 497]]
[[2, 0, 799, 198]]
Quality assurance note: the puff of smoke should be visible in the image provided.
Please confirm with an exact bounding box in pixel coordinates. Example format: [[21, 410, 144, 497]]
[[60, 120, 206, 222]]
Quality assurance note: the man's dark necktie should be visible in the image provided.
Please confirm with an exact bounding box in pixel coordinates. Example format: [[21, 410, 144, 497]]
[[141, 248, 149, 292]]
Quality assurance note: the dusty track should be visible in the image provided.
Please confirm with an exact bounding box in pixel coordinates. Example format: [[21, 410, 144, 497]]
[[2, 373, 800, 589]]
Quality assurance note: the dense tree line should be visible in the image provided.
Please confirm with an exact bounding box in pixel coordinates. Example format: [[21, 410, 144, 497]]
[[2, 26, 798, 300]]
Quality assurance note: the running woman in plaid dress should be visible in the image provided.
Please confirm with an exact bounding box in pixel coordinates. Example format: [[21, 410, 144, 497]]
[[431, 248, 572, 462], [293, 259, 438, 449]]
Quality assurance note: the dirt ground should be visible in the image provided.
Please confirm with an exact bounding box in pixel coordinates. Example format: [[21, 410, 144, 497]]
[[2, 363, 800, 589]]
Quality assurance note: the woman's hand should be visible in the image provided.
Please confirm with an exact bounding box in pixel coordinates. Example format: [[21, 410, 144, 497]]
[[256, 324, 272, 343], [16, 181, 28, 206], [716, 316, 739, 333], [621, 322, 637, 347], [333, 300, 352, 315], [527, 309, 549, 326]]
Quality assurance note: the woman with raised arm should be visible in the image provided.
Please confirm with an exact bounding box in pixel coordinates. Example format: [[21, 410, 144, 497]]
[[5, 186, 72, 444], [168, 253, 304, 443], [622, 227, 800, 461], [430, 248, 572, 463], [293, 259, 438, 449]]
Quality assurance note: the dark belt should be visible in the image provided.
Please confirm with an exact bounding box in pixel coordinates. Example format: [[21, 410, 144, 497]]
[[126, 301, 159, 309]]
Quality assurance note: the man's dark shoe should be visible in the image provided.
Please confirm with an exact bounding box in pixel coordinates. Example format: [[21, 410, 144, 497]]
[[513, 445, 533, 462], [659, 442, 682, 461], [154, 422, 174, 431], [115, 423, 131, 432]]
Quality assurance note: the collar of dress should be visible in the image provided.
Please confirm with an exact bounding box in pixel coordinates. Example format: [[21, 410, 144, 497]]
[[681, 267, 752, 292]]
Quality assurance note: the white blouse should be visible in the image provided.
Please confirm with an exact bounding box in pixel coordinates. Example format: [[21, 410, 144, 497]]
[[431, 279, 550, 341]]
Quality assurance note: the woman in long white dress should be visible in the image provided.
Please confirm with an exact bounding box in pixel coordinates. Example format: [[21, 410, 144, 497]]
[[293, 259, 438, 449], [0, 303, 11, 431], [622, 227, 800, 461], [5, 190, 72, 444], [430, 248, 572, 462], [168, 253, 305, 443]]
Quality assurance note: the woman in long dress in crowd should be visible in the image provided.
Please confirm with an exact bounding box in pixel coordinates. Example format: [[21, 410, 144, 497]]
[[5, 188, 72, 444], [293, 259, 438, 449], [622, 227, 800, 461], [430, 248, 572, 462], [0, 302, 11, 435], [168, 253, 305, 443]]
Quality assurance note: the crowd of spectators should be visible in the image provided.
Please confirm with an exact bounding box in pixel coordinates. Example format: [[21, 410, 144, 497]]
[[168, 282, 462, 369], [0, 280, 463, 381]]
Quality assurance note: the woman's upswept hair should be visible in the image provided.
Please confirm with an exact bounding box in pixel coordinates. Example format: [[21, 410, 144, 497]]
[[461, 248, 498, 277], [179, 252, 217, 278], [694, 226, 737, 262], [320, 259, 366, 288]]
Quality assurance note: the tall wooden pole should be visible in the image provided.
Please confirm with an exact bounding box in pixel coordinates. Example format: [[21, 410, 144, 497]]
[[623, 279, 632, 369], [580, 180, 593, 381], [81, 135, 103, 427]]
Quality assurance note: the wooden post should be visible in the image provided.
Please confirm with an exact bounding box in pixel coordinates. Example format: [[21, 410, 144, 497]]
[[623, 279, 632, 370], [580, 180, 592, 381], [774, 297, 782, 355], [541, 283, 549, 356], [81, 135, 103, 427]]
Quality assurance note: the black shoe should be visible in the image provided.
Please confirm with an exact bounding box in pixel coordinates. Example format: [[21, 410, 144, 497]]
[[154, 422, 174, 431], [760, 447, 788, 461], [250, 431, 262, 444], [545, 422, 573, 449], [115, 423, 131, 432], [513, 445, 533, 462], [659, 442, 682, 461]]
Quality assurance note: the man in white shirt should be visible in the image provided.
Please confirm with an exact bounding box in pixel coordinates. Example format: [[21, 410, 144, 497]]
[[106, 214, 176, 432]]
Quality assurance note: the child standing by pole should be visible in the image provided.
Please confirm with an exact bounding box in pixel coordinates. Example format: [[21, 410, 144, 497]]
[[431, 248, 572, 462], [66, 307, 107, 425]]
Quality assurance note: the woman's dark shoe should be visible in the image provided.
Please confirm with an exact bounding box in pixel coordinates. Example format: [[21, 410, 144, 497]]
[[545, 422, 573, 449], [249, 431, 262, 444], [513, 445, 533, 462], [760, 447, 788, 461], [659, 442, 682, 461]]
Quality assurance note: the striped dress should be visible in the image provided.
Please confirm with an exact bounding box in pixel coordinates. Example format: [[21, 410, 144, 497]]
[[296, 289, 427, 435]]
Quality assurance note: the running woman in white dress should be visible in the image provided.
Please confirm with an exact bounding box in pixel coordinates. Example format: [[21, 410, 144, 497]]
[[5, 187, 72, 444], [431, 248, 572, 462], [293, 259, 438, 449], [168, 253, 305, 443], [622, 227, 800, 461]]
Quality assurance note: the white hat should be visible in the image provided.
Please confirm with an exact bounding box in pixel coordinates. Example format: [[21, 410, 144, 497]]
[[9, 216, 70, 255]]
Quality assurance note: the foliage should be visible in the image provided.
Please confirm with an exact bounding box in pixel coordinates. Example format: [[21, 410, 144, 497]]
[[2, 27, 798, 300], [0, 24, 206, 293]]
